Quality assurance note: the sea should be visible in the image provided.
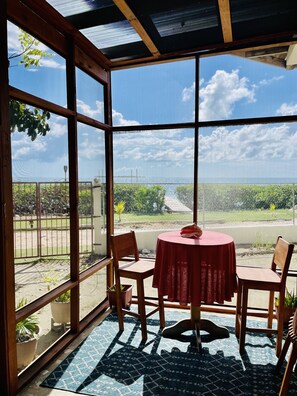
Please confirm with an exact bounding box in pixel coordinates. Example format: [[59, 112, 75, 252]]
[[12, 175, 297, 185], [113, 176, 297, 185], [12, 175, 297, 200]]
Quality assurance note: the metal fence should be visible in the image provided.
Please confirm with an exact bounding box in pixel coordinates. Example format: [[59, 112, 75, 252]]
[[113, 182, 297, 230], [13, 181, 297, 258], [13, 181, 94, 259]]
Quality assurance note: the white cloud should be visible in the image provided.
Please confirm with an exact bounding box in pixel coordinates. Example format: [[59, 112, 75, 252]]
[[112, 109, 140, 126], [113, 122, 297, 171], [39, 58, 66, 70], [79, 137, 103, 160], [113, 130, 194, 167], [199, 124, 297, 163], [276, 103, 297, 116], [12, 135, 47, 160], [199, 69, 255, 121], [182, 82, 195, 102], [7, 22, 21, 52], [77, 100, 104, 119], [49, 121, 67, 137], [259, 75, 284, 86]]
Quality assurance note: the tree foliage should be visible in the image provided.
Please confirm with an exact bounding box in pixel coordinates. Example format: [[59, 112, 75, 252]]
[[10, 100, 50, 141], [9, 29, 52, 140], [134, 185, 165, 214], [176, 184, 294, 211], [114, 184, 165, 214], [16, 30, 52, 68]]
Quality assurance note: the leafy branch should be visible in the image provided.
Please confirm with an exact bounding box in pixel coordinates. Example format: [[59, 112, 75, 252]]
[[18, 30, 52, 68], [10, 100, 50, 141], [9, 29, 52, 140]]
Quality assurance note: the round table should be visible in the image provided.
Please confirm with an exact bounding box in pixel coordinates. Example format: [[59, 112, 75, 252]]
[[152, 230, 237, 349]]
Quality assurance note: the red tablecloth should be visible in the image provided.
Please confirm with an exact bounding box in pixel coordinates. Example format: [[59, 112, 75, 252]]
[[153, 230, 237, 306]]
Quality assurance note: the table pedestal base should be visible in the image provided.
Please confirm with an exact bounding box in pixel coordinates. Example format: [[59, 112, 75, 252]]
[[162, 305, 229, 351]]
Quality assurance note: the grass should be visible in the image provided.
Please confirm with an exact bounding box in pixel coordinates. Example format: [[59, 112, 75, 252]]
[[117, 208, 294, 224], [13, 208, 295, 233], [198, 208, 293, 223]]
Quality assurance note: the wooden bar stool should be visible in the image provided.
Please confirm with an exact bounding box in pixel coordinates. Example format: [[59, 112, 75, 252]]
[[275, 310, 297, 395], [110, 231, 165, 341], [235, 236, 294, 356]]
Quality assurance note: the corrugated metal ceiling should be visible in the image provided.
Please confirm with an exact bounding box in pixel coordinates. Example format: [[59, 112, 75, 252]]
[[45, 0, 297, 69]]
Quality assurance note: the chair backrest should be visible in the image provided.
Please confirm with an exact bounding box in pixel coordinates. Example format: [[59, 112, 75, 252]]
[[110, 231, 139, 268], [291, 309, 297, 338], [271, 236, 294, 285]]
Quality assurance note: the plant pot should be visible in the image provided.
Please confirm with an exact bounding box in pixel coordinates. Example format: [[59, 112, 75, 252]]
[[17, 338, 38, 370], [107, 284, 132, 309], [51, 301, 70, 324], [16, 325, 40, 370], [275, 305, 296, 327]]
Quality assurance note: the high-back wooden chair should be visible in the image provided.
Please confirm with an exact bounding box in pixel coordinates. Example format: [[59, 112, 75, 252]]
[[275, 309, 297, 395], [235, 236, 294, 356], [110, 231, 165, 341]]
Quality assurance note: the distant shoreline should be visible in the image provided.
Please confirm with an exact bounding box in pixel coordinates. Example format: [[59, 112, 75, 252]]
[[12, 176, 297, 184]]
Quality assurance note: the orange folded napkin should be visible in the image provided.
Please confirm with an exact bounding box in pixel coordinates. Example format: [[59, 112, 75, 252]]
[[180, 223, 203, 238]]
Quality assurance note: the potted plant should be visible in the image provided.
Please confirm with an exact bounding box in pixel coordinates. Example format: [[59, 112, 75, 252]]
[[107, 284, 132, 309], [50, 289, 71, 327], [275, 290, 297, 326], [16, 298, 40, 370], [43, 271, 71, 328]]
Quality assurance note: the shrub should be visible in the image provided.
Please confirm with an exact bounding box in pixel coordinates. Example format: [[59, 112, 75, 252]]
[[114, 184, 165, 214], [114, 184, 142, 213], [176, 184, 294, 211], [134, 185, 165, 214]]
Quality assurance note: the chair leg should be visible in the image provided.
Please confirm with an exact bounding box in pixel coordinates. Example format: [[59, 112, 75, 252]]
[[158, 292, 165, 328], [279, 345, 297, 396], [116, 287, 124, 333], [275, 334, 291, 373], [136, 279, 147, 341], [267, 290, 275, 330], [239, 285, 248, 354], [276, 300, 285, 358], [235, 280, 242, 337], [276, 322, 284, 358]]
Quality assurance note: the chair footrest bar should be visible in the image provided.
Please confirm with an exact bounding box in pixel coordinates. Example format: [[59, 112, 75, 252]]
[[122, 309, 140, 319], [246, 326, 278, 334], [121, 307, 160, 320], [145, 307, 160, 318]]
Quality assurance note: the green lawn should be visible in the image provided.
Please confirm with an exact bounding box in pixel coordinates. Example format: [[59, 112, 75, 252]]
[[14, 208, 295, 231], [117, 208, 294, 224], [197, 208, 293, 223]]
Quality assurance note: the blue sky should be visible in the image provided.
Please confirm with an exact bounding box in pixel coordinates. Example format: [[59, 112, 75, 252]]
[[7, 21, 297, 183]]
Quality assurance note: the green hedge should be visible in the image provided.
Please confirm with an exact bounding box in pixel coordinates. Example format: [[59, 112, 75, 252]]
[[114, 184, 165, 214], [13, 182, 92, 216], [13, 182, 295, 216], [176, 184, 295, 211]]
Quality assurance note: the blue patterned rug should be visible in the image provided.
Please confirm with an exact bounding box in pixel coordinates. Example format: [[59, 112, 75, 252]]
[[41, 310, 297, 395]]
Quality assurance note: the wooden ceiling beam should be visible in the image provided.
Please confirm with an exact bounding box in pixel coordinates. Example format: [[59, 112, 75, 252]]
[[111, 36, 297, 70], [286, 44, 297, 68], [245, 46, 288, 58], [218, 0, 233, 43], [112, 0, 160, 57]]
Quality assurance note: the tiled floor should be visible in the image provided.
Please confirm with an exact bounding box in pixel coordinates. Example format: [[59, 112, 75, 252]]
[[17, 249, 297, 395], [18, 313, 109, 396]]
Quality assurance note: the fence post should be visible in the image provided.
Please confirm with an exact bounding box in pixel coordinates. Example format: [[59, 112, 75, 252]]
[[201, 184, 206, 229], [93, 180, 105, 255], [293, 184, 295, 225], [36, 182, 41, 257]]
